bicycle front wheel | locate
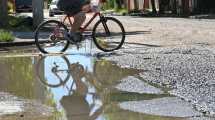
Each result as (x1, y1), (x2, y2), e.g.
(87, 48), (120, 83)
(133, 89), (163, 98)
(35, 20), (70, 54)
(92, 17), (125, 52)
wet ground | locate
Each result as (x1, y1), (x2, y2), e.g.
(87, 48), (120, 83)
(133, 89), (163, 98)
(0, 41), (214, 120)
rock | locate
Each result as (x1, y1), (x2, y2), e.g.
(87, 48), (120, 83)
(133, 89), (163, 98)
(119, 97), (202, 117)
(115, 76), (164, 94)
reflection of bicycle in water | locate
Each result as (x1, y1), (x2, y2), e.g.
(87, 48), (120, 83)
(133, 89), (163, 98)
(36, 55), (103, 120)
(36, 55), (71, 88)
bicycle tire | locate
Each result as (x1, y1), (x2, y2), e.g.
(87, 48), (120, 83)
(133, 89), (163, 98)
(92, 17), (125, 52)
(35, 20), (70, 54)
(36, 55), (71, 88)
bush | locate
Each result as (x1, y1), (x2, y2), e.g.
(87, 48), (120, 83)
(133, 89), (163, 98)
(0, 29), (15, 42)
(7, 15), (33, 31)
(8, 16), (23, 26)
(116, 8), (128, 15)
(102, 0), (115, 10)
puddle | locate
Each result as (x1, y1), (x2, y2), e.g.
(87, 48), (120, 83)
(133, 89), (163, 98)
(0, 39), (96, 56)
(0, 45), (200, 120)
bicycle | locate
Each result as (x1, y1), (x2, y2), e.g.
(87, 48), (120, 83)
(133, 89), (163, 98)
(34, 6), (125, 54)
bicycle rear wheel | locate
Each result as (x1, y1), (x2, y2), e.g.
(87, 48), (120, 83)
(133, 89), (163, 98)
(92, 17), (125, 52)
(35, 20), (70, 54)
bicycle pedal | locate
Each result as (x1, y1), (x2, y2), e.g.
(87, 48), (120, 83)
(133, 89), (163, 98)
(76, 43), (81, 50)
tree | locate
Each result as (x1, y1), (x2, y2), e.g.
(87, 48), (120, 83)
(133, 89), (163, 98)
(114, 0), (123, 10)
(159, 0), (170, 14)
(32, 0), (44, 28)
(0, 0), (8, 27)
(151, 0), (157, 14)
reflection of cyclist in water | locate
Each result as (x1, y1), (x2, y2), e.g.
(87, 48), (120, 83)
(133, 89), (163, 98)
(60, 62), (102, 120)
(36, 56), (103, 119)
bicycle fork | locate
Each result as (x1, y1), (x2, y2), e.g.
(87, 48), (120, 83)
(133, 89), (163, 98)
(100, 16), (111, 36)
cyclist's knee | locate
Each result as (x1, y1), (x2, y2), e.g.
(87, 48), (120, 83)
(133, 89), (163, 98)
(74, 12), (86, 22)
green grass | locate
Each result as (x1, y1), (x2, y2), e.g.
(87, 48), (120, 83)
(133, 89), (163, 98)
(116, 8), (128, 15)
(0, 29), (15, 42)
(102, 8), (128, 15)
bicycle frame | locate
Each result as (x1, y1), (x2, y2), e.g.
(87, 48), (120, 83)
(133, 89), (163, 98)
(62, 12), (102, 33)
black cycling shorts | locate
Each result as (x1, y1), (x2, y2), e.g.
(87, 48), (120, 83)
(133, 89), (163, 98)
(57, 0), (83, 15)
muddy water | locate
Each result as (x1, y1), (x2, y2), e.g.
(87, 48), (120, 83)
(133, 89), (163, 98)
(0, 49), (196, 120)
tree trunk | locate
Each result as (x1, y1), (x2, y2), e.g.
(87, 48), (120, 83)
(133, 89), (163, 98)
(172, 0), (177, 14)
(159, 0), (164, 14)
(0, 0), (8, 27)
(32, 0), (44, 28)
(151, 0), (157, 14)
(117, 0), (123, 9)
(195, 0), (202, 13)
(113, 0), (117, 10)
(182, 0), (190, 15)
(134, 0), (139, 10)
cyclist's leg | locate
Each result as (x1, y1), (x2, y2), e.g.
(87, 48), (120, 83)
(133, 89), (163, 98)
(69, 11), (86, 42)
(71, 11), (86, 32)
